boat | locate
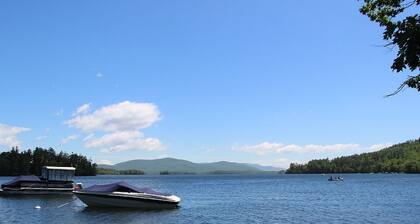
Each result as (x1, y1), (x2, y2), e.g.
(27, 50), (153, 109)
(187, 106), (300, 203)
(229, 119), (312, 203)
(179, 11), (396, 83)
(0, 166), (82, 195)
(328, 176), (344, 181)
(74, 181), (180, 209)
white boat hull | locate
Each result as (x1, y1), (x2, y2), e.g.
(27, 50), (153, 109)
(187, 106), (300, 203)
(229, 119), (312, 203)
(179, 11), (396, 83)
(75, 192), (179, 209)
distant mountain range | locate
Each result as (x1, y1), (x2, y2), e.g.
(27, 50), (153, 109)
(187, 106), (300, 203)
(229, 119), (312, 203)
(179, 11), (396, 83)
(98, 158), (283, 174)
(245, 163), (284, 172)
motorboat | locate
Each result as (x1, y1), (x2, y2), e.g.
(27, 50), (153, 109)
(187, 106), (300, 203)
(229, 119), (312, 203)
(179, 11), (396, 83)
(328, 176), (344, 181)
(0, 167), (82, 195)
(74, 181), (180, 209)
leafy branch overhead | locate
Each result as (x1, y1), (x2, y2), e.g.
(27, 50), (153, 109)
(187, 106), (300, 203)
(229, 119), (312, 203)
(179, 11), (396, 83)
(360, 0), (420, 94)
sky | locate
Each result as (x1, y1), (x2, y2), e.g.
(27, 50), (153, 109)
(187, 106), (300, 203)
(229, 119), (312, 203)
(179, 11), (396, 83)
(0, 0), (419, 168)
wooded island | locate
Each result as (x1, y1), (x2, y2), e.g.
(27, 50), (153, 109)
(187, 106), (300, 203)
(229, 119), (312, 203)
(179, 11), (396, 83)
(287, 139), (420, 174)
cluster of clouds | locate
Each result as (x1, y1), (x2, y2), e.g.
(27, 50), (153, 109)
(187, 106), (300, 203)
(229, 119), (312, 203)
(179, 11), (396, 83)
(61, 135), (78, 144)
(233, 142), (393, 156)
(0, 123), (30, 147)
(369, 143), (394, 151)
(66, 101), (163, 153)
(232, 141), (394, 168)
(0, 100), (396, 167)
(83, 130), (161, 152)
(0, 101), (162, 155)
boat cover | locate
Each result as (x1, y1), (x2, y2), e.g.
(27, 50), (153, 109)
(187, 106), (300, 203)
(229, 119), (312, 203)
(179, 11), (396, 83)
(81, 181), (171, 196)
(1, 175), (41, 188)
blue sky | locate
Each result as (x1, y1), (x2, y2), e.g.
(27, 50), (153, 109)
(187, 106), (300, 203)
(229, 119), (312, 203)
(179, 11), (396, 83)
(0, 0), (419, 167)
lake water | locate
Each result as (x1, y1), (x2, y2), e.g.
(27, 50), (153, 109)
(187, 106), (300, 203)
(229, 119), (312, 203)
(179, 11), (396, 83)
(0, 174), (420, 224)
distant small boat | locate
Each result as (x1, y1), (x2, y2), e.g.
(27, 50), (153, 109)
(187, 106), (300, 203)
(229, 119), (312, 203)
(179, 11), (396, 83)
(328, 176), (344, 181)
(74, 181), (180, 209)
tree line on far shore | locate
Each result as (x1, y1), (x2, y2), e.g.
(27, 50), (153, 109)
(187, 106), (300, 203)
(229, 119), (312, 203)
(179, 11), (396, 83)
(287, 139), (420, 174)
(0, 147), (97, 176)
(96, 168), (145, 175)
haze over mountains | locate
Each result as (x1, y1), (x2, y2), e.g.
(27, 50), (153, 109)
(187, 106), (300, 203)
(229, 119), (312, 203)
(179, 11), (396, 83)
(98, 158), (283, 174)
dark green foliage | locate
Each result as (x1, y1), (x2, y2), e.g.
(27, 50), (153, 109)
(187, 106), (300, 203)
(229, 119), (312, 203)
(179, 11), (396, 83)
(119, 169), (145, 175)
(286, 138), (420, 174)
(0, 147), (96, 176)
(96, 168), (144, 175)
(360, 0), (420, 94)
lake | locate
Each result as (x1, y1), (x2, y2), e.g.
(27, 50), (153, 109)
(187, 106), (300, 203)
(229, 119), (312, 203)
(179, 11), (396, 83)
(0, 174), (419, 224)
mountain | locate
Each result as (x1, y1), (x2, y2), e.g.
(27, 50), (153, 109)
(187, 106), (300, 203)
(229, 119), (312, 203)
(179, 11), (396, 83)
(287, 139), (420, 174)
(245, 163), (284, 171)
(98, 158), (263, 174)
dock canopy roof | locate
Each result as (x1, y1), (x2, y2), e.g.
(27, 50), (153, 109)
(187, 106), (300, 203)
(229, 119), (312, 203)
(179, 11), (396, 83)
(1, 175), (41, 188)
(43, 166), (76, 171)
(81, 181), (171, 196)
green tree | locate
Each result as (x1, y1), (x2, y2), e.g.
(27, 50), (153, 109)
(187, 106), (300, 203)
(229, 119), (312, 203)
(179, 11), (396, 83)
(0, 147), (97, 176)
(286, 139), (420, 173)
(360, 0), (420, 95)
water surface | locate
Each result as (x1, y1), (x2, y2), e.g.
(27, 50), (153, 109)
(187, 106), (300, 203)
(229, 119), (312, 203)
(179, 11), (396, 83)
(0, 174), (419, 224)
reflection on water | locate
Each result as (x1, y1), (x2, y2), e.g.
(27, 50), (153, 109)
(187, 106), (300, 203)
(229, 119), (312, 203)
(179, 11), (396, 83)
(1, 174), (420, 224)
(0, 194), (75, 209)
(77, 206), (180, 224)
(0, 194), (73, 200)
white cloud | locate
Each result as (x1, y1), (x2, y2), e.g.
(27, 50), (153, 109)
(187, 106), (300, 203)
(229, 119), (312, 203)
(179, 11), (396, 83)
(83, 133), (95, 141)
(66, 101), (160, 133)
(98, 160), (113, 165)
(233, 142), (284, 155)
(85, 130), (162, 153)
(62, 135), (78, 144)
(36, 135), (48, 141)
(369, 143), (393, 151)
(73, 103), (91, 116)
(96, 73), (103, 78)
(67, 101), (162, 153)
(233, 142), (362, 155)
(233, 141), (397, 168)
(252, 158), (305, 169)
(273, 158), (297, 168)
(0, 123), (30, 147)
(54, 109), (64, 117)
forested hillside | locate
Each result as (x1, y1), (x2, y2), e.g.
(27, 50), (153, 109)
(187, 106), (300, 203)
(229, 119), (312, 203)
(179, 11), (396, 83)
(287, 139), (420, 174)
(98, 158), (262, 174)
(0, 147), (96, 176)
